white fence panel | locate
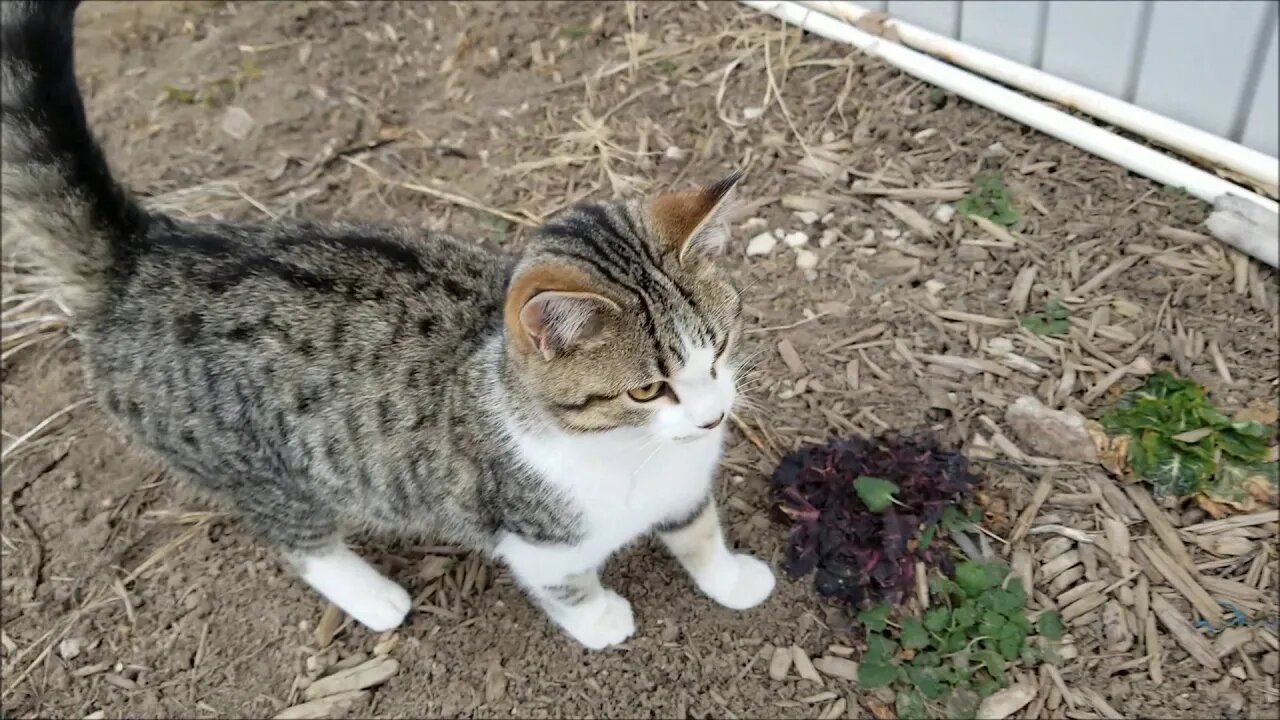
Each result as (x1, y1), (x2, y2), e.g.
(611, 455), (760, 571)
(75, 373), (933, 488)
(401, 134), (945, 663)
(960, 1), (1046, 68)
(1242, 14), (1280, 157)
(1133, 1), (1272, 140)
(1040, 1), (1149, 100)
(885, 1), (960, 37)
(859, 0), (1280, 156)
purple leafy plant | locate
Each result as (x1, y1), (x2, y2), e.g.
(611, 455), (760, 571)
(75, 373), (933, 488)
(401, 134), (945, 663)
(772, 434), (981, 609)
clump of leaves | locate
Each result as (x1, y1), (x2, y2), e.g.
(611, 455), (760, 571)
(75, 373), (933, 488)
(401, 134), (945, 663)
(772, 435), (981, 609)
(955, 174), (1019, 226)
(1018, 299), (1071, 336)
(857, 561), (1064, 720)
(1100, 371), (1278, 509)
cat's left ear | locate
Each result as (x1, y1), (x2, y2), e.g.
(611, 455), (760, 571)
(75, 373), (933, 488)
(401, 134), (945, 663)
(648, 170), (743, 264)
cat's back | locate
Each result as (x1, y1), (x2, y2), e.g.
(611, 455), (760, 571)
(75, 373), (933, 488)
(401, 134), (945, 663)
(79, 217), (511, 477)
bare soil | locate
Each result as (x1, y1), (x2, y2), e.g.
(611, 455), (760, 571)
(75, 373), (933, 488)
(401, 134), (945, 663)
(2, 2), (1277, 718)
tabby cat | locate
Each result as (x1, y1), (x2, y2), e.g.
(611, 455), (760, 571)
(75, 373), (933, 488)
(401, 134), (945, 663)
(0, 1), (774, 649)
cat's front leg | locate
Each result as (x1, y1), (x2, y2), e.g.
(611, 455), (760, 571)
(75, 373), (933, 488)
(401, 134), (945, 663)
(497, 536), (635, 650)
(658, 499), (775, 610)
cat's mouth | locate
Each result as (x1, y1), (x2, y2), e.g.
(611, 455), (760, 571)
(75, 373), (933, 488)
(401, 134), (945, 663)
(672, 431), (711, 444)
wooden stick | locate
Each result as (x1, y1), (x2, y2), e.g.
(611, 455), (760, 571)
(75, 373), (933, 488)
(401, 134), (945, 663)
(1150, 593), (1221, 669)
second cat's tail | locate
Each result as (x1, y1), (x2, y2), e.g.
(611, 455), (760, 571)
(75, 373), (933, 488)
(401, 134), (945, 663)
(1, 0), (149, 314)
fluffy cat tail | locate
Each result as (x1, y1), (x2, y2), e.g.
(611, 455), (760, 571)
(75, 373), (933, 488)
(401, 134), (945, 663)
(1, 0), (149, 313)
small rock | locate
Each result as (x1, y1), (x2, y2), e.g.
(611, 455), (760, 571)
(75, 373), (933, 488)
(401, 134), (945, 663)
(220, 106), (255, 141)
(768, 645), (792, 680)
(812, 656), (858, 681)
(663, 145), (685, 161)
(746, 233), (776, 256)
(933, 204), (956, 223)
(1229, 665), (1247, 680)
(924, 279), (946, 295)
(1005, 395), (1098, 462)
(783, 231), (809, 248)
(821, 212), (835, 225)
(58, 638), (83, 661)
(62, 473), (80, 490)
(881, 227), (901, 239)
(794, 211), (820, 225)
(795, 250), (818, 270)
(741, 217), (768, 233)
(818, 229), (838, 248)
(983, 141), (1011, 163)
(1261, 652), (1279, 675)
(957, 245), (991, 262)
(743, 106), (764, 120)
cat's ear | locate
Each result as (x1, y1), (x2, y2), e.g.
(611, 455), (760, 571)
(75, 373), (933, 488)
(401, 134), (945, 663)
(505, 264), (619, 360)
(648, 170), (743, 264)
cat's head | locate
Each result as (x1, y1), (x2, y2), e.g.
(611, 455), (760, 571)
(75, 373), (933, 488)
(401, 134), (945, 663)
(503, 172), (745, 442)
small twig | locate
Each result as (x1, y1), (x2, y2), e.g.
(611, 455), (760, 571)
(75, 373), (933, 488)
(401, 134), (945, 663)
(745, 311), (830, 335)
(343, 156), (535, 228)
(1, 398), (91, 462)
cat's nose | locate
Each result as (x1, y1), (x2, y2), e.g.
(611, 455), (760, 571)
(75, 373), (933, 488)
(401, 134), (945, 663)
(699, 413), (725, 430)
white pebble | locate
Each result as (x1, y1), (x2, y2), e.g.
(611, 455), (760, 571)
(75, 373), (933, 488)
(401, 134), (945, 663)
(773, 228), (786, 239)
(821, 212), (835, 225)
(912, 128), (938, 144)
(743, 106), (764, 120)
(59, 638), (83, 661)
(924, 280), (946, 295)
(819, 229), (839, 248)
(741, 217), (768, 233)
(793, 210), (820, 225)
(746, 232), (777, 256)
(795, 249), (818, 269)
(663, 145), (685, 161)
(933, 203), (956, 223)
(882, 227), (901, 239)
(783, 231), (809, 248)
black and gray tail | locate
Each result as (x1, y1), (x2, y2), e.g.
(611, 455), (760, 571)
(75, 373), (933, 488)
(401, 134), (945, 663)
(1, 0), (148, 313)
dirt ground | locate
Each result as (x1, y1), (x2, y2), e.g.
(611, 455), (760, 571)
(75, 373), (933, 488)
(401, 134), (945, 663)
(2, 1), (1278, 718)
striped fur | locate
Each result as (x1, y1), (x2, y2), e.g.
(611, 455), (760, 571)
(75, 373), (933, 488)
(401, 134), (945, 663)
(0, 1), (772, 645)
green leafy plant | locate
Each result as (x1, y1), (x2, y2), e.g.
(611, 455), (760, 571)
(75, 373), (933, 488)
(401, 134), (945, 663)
(853, 475), (902, 512)
(1100, 371), (1278, 505)
(1018, 299), (1071, 336)
(955, 174), (1019, 226)
(855, 561), (1063, 720)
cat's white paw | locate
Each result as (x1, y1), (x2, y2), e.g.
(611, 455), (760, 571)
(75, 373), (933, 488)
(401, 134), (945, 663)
(294, 545), (412, 632)
(699, 553), (776, 610)
(558, 590), (636, 650)
(341, 575), (412, 632)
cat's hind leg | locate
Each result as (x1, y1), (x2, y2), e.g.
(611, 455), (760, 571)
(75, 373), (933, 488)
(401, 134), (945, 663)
(497, 536), (634, 650)
(238, 488), (411, 632)
(657, 499), (775, 610)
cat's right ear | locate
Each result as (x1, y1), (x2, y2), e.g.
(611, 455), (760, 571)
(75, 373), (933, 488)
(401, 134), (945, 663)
(504, 264), (619, 360)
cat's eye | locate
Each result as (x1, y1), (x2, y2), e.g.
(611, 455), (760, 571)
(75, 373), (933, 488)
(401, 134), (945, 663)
(627, 382), (667, 402)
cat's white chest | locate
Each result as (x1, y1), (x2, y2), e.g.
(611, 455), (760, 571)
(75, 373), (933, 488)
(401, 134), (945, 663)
(510, 425), (722, 561)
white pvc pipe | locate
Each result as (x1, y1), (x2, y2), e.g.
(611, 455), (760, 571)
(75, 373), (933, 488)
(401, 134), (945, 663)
(797, 0), (1280, 196)
(740, 0), (1280, 268)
